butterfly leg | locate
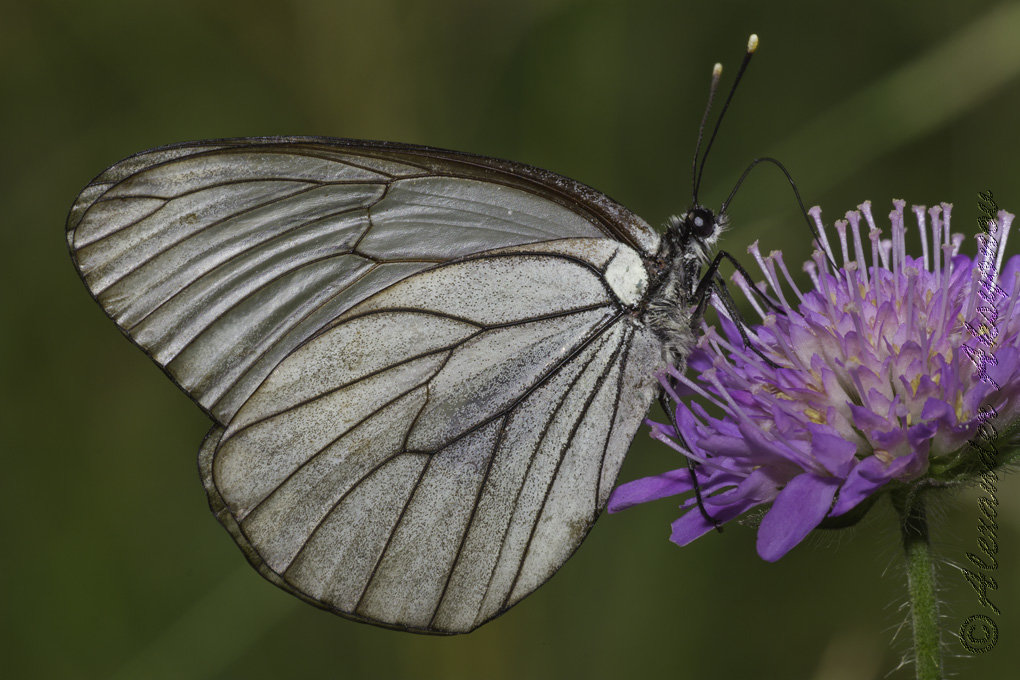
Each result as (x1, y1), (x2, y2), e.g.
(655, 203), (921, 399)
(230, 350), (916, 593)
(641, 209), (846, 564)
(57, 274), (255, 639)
(670, 249), (783, 531)
(658, 388), (723, 532)
(708, 250), (784, 316)
(690, 250), (782, 369)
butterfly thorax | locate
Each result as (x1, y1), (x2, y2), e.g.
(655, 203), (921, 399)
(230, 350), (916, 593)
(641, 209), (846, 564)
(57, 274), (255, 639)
(643, 205), (727, 369)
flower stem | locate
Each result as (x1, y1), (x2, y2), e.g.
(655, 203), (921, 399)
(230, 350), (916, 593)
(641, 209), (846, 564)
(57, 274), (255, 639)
(893, 488), (942, 680)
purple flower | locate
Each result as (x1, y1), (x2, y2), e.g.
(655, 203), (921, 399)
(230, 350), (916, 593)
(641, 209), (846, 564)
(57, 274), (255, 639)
(610, 200), (1020, 561)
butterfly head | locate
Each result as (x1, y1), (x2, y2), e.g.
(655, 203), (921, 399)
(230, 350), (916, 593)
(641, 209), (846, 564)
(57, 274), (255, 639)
(665, 205), (728, 266)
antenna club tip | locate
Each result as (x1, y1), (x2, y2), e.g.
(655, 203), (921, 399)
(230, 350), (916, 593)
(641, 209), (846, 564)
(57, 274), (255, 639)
(747, 34), (759, 53)
(712, 62), (723, 77)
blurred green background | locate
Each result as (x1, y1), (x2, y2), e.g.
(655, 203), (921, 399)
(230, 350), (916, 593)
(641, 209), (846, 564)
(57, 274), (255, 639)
(4, 1), (1020, 678)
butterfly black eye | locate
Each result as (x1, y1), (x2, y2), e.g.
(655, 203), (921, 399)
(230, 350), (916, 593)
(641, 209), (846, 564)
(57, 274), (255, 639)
(687, 207), (717, 239)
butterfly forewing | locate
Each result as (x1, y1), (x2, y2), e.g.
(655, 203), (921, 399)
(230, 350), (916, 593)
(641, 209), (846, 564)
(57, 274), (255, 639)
(66, 137), (660, 424)
(69, 137), (664, 634)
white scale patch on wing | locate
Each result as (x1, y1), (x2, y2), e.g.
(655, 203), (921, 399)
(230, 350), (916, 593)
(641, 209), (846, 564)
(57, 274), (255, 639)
(493, 238), (650, 308)
(603, 246), (649, 307)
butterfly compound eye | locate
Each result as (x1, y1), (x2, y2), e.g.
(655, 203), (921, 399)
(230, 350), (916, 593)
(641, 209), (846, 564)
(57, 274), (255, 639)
(687, 207), (717, 239)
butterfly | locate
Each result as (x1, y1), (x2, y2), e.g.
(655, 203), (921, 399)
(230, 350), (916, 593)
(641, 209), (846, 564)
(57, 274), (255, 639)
(67, 37), (771, 634)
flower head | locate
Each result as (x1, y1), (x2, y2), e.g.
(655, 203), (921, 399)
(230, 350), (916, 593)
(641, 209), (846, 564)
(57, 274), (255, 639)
(610, 200), (1020, 561)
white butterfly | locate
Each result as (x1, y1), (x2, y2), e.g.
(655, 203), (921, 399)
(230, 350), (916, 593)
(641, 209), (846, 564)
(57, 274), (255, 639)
(67, 39), (764, 635)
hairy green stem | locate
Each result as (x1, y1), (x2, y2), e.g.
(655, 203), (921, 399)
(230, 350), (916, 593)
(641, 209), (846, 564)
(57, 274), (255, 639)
(893, 489), (943, 680)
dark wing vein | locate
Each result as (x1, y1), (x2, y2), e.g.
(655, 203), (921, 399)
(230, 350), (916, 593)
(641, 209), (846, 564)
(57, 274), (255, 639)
(352, 182), (389, 251)
(353, 453), (437, 615)
(126, 202), (375, 332)
(427, 412), (510, 627)
(78, 179), (324, 256)
(595, 326), (632, 507)
(91, 182), (331, 292)
(235, 349), (456, 523)
(222, 316), (481, 441)
(477, 330), (613, 613)
(265, 379), (433, 575)
(410, 307), (624, 455)
(148, 251), (371, 366)
(501, 333), (624, 609)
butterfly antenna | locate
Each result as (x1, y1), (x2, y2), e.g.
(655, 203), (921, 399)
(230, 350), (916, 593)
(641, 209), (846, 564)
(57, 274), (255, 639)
(691, 62), (723, 204)
(721, 156), (839, 271)
(693, 34), (758, 202)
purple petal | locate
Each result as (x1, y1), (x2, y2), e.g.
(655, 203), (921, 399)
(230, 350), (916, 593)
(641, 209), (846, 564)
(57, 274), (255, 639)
(736, 420), (809, 469)
(692, 468), (748, 495)
(686, 350), (716, 374)
(847, 403), (890, 432)
(869, 426), (908, 452)
(1000, 254), (1020, 285)
(669, 467), (787, 546)
(829, 457), (890, 517)
(669, 496), (763, 546)
(987, 345), (1020, 387)
(906, 421), (938, 450)
(695, 433), (758, 461)
(608, 469), (694, 512)
(706, 466), (787, 508)
(807, 423), (857, 477)
(919, 397), (951, 422)
(886, 448), (929, 480)
(829, 449), (929, 517)
(756, 474), (841, 562)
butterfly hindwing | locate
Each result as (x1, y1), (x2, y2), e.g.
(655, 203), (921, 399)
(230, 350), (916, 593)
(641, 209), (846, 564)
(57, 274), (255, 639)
(200, 241), (661, 633)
